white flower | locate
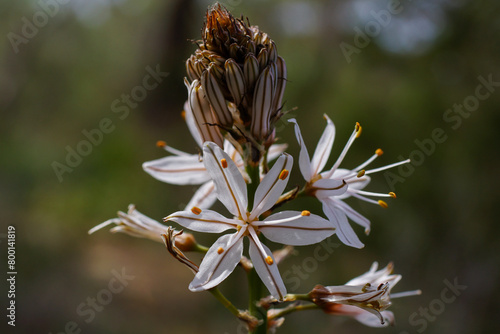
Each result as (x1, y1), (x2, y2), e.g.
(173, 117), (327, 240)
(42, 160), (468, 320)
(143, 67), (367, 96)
(165, 142), (336, 300)
(88, 204), (169, 242)
(143, 100), (286, 210)
(290, 115), (410, 249)
(309, 262), (421, 327)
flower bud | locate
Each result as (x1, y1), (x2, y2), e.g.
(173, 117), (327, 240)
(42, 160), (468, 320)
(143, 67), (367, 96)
(185, 3), (288, 162)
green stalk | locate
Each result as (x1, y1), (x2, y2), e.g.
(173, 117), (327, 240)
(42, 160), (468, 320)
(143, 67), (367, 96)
(268, 303), (319, 320)
(209, 287), (240, 318)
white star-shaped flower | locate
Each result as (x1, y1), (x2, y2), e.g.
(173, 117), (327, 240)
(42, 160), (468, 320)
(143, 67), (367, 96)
(165, 142), (336, 300)
(290, 116), (410, 248)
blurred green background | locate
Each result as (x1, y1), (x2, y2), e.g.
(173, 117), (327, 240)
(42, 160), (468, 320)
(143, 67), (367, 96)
(2, 0), (499, 333)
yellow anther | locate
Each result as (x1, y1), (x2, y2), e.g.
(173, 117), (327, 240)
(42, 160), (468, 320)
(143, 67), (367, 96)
(376, 148), (384, 156)
(181, 110), (186, 120)
(357, 170), (366, 178)
(279, 169), (289, 180)
(301, 210), (311, 216)
(156, 140), (167, 148)
(220, 158), (228, 168)
(378, 200), (388, 209)
(191, 207), (202, 215)
(389, 192), (396, 198)
(236, 225), (242, 231)
(355, 122), (362, 138)
(265, 256), (274, 265)
(217, 247), (224, 254)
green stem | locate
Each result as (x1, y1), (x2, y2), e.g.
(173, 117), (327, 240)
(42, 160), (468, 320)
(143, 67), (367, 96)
(193, 243), (209, 253)
(268, 303), (319, 320)
(248, 268), (267, 334)
(246, 163), (260, 210)
(209, 287), (240, 318)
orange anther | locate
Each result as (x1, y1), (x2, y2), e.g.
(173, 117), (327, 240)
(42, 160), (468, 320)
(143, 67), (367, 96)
(378, 200), (388, 209)
(191, 207), (202, 215)
(279, 169), (289, 180)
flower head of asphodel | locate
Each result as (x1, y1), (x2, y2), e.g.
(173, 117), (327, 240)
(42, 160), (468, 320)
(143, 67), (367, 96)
(185, 3), (287, 164)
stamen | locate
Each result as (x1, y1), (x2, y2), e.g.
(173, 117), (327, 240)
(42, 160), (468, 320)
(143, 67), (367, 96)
(365, 159), (411, 175)
(323, 124), (359, 178)
(391, 289), (422, 299)
(217, 247), (224, 254)
(355, 190), (394, 198)
(378, 200), (388, 209)
(181, 110), (186, 120)
(350, 192), (381, 206)
(265, 256), (274, 265)
(191, 207), (202, 215)
(279, 169), (289, 180)
(376, 148), (384, 156)
(301, 210), (311, 216)
(357, 170), (365, 178)
(389, 192), (396, 198)
(220, 158), (228, 168)
(156, 140), (167, 148)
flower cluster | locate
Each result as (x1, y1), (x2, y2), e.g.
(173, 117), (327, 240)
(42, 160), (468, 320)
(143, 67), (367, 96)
(89, 3), (419, 333)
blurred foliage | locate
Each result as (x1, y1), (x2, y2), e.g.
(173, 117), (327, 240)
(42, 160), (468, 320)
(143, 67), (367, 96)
(1, 0), (499, 333)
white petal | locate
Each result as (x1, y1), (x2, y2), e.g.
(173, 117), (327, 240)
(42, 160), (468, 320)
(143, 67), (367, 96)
(310, 115), (336, 176)
(353, 309), (394, 327)
(184, 181), (218, 210)
(182, 99), (203, 148)
(223, 140), (243, 168)
(321, 198), (364, 249)
(256, 211), (336, 246)
(328, 168), (371, 200)
(126, 205), (166, 231)
(248, 230), (287, 300)
(203, 142), (248, 218)
(334, 200), (371, 234)
(142, 154), (210, 185)
(313, 178), (348, 199)
(267, 143), (288, 161)
(289, 119), (313, 181)
(250, 153), (293, 220)
(166, 209), (238, 233)
(189, 232), (244, 291)
(88, 218), (120, 235)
